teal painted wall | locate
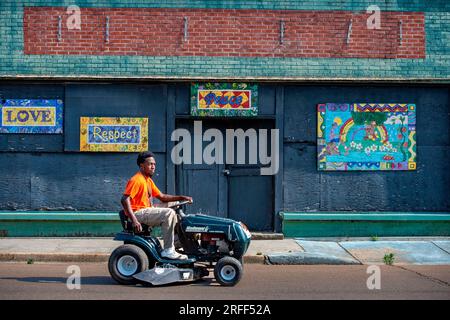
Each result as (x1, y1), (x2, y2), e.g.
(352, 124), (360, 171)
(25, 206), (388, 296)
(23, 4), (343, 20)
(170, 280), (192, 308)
(0, 212), (162, 237)
(281, 212), (450, 237)
(0, 0), (449, 80)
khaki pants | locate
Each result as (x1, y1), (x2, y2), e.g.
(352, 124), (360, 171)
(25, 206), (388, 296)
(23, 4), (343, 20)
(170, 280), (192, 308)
(134, 207), (177, 250)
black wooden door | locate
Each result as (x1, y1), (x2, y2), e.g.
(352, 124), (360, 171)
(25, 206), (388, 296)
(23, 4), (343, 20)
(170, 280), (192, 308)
(177, 163), (227, 217)
(175, 119), (274, 231)
(226, 165), (273, 231)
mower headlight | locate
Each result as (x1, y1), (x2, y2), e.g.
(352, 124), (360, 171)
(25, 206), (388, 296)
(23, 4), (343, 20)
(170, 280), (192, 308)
(239, 222), (252, 238)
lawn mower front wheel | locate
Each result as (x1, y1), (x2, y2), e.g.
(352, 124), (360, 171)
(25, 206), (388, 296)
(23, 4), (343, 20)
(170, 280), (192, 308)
(214, 256), (243, 286)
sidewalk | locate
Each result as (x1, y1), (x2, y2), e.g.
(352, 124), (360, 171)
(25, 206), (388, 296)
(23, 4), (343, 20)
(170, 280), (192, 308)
(0, 236), (450, 265)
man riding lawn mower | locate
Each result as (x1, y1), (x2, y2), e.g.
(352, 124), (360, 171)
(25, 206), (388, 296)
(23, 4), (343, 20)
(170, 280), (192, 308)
(108, 152), (251, 286)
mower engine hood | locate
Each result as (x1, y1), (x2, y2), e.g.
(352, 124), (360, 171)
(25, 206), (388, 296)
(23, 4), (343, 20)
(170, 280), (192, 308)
(181, 214), (252, 256)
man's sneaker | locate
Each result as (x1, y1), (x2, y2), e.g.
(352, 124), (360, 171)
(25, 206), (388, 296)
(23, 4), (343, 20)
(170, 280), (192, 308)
(161, 248), (188, 260)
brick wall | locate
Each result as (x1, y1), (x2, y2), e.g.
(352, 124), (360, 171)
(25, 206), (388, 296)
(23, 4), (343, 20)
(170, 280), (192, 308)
(24, 7), (425, 59)
(0, 1), (448, 80)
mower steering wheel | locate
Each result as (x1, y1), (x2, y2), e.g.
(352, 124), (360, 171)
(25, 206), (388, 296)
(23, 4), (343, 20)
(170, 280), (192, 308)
(168, 200), (192, 209)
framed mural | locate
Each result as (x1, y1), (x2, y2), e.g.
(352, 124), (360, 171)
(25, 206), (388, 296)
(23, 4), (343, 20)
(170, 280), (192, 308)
(0, 99), (63, 134)
(80, 117), (148, 152)
(190, 83), (258, 117)
(317, 103), (416, 171)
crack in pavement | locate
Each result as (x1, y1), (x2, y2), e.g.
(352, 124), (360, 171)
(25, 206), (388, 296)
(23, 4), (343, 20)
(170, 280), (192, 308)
(430, 241), (450, 255)
(394, 265), (450, 288)
(337, 242), (363, 264)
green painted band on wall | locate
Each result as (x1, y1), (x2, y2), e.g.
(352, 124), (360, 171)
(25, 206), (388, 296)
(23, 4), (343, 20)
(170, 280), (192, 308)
(280, 212), (450, 237)
(0, 212), (161, 237)
(280, 212), (450, 221)
(2, 211), (450, 237)
(0, 212), (120, 221)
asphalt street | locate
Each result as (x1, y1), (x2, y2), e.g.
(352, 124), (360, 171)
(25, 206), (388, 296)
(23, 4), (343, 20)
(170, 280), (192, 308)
(0, 262), (449, 300)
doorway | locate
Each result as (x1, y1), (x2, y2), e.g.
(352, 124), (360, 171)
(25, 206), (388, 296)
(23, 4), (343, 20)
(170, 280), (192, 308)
(175, 119), (274, 231)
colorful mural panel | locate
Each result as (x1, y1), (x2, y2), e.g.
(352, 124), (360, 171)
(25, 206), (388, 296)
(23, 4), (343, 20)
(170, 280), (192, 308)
(317, 103), (416, 171)
(80, 117), (148, 152)
(0, 99), (63, 134)
(191, 83), (258, 117)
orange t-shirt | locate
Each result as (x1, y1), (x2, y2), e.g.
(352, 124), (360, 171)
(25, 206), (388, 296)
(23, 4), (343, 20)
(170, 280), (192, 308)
(123, 172), (161, 211)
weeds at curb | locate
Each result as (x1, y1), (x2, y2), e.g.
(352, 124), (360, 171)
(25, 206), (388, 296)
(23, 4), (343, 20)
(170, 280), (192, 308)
(383, 253), (395, 265)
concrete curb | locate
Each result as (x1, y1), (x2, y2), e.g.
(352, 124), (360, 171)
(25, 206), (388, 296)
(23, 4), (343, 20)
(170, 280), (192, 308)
(243, 255), (266, 264)
(0, 253), (267, 264)
(251, 233), (284, 240)
(267, 252), (362, 265)
(0, 253), (109, 263)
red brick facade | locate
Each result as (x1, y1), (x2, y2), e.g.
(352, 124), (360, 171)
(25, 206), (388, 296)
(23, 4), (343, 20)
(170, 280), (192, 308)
(24, 7), (425, 59)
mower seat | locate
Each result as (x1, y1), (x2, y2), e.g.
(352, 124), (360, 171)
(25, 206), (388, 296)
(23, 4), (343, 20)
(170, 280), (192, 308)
(119, 210), (152, 236)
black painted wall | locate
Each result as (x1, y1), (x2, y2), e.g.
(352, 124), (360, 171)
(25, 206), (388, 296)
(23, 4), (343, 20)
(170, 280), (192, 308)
(0, 82), (448, 215)
(0, 82), (167, 211)
(0, 152), (166, 211)
(283, 85), (450, 212)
